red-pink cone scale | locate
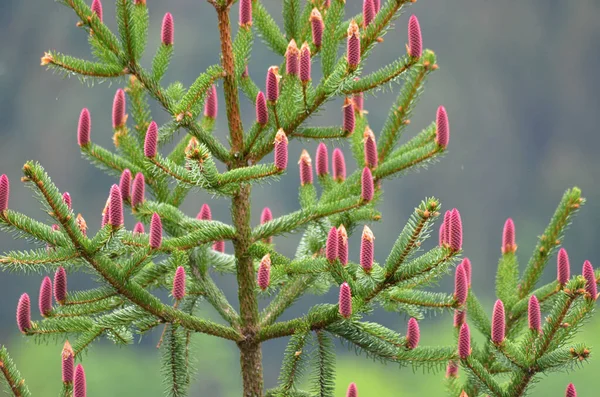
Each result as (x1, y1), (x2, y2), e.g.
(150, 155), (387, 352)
(502, 218), (516, 254)
(436, 106), (449, 148)
(172, 266), (186, 300)
(310, 9), (324, 47)
(131, 173), (145, 207)
(326, 227), (339, 263)
(257, 254), (271, 291)
(62, 192), (72, 210)
(0, 174), (9, 211)
(144, 121), (158, 158)
(439, 222), (446, 246)
(454, 263), (468, 305)
(119, 169), (132, 202)
(360, 226), (374, 273)
(363, 0), (375, 28)
(582, 260), (597, 300)
(91, 0), (103, 22)
(449, 208), (463, 251)
(62, 340), (74, 384)
(54, 266), (67, 304)
(374, 0), (381, 12)
(197, 203), (212, 220)
(332, 148), (346, 182)
(133, 222), (145, 234)
(204, 85), (218, 119)
(363, 126), (378, 169)
(101, 199), (110, 228)
(565, 383), (577, 397)
(339, 282), (352, 318)
(338, 225), (349, 266)
(458, 323), (471, 359)
(361, 167), (374, 202)
(149, 213), (162, 249)
(39, 276), (52, 317)
(346, 382), (358, 397)
(16, 293), (31, 333)
(557, 248), (570, 285)
(299, 150), (313, 186)
(73, 364), (86, 397)
(343, 97), (356, 135)
(266, 66), (281, 102)
(109, 185), (123, 227)
(239, 0), (252, 27)
(213, 240), (225, 253)
(256, 92), (268, 125)
(112, 89), (126, 129)
(491, 299), (505, 344)
(528, 295), (541, 332)
(286, 40), (300, 76)
(300, 43), (311, 83)
(443, 210), (451, 245)
(316, 143), (329, 176)
(407, 15), (422, 58)
(274, 129), (289, 170)
(347, 21), (361, 68)
(77, 108), (91, 146)
(161, 13), (174, 46)
(406, 318), (420, 349)
(461, 257), (472, 286)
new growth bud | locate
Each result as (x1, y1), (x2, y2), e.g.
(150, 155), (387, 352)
(446, 360), (459, 378)
(557, 248), (570, 285)
(299, 150), (313, 186)
(326, 227), (339, 263)
(197, 203), (212, 220)
(0, 174), (9, 211)
(343, 97), (356, 135)
(346, 383), (358, 397)
(582, 260), (597, 300)
(458, 323), (471, 359)
(133, 222), (145, 234)
(491, 299), (505, 344)
(39, 276), (52, 317)
(332, 148), (346, 182)
(213, 240), (225, 253)
(449, 208), (463, 251)
(62, 192), (72, 210)
(239, 0), (252, 27)
(144, 121), (158, 158)
(62, 340), (74, 384)
(149, 213), (162, 249)
(360, 226), (374, 273)
(502, 218), (516, 254)
(119, 169), (132, 202)
(256, 92), (268, 125)
(172, 266), (186, 300)
(274, 129), (289, 170)
(16, 293), (31, 333)
(566, 384), (577, 397)
(339, 282), (352, 318)
(112, 89), (126, 129)
(436, 106), (449, 148)
(286, 39), (300, 76)
(204, 85), (218, 119)
(54, 266), (67, 304)
(363, 126), (378, 169)
(310, 9), (324, 47)
(91, 0), (103, 22)
(161, 13), (174, 46)
(131, 173), (145, 207)
(257, 254), (271, 291)
(109, 185), (123, 227)
(528, 295), (541, 332)
(77, 108), (91, 146)
(300, 43), (311, 83)
(347, 21), (361, 69)
(73, 364), (86, 397)
(406, 318), (420, 349)
(361, 167), (374, 202)
(261, 207), (273, 243)
(316, 143), (329, 176)
(454, 263), (468, 306)
(266, 66), (281, 102)
(338, 225), (349, 266)
(363, 0), (375, 28)
(407, 15), (423, 58)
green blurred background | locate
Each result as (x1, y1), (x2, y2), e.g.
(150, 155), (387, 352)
(1, 0), (599, 395)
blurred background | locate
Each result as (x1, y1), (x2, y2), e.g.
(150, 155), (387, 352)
(1, 0), (599, 395)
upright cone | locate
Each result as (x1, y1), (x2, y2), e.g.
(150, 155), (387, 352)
(257, 254), (271, 291)
(39, 276), (52, 317)
(112, 89), (126, 129)
(316, 143), (329, 176)
(407, 15), (423, 58)
(332, 148), (346, 182)
(77, 108), (91, 147)
(274, 129), (289, 170)
(161, 13), (174, 46)
(339, 282), (352, 318)
(360, 226), (374, 273)
(326, 227), (339, 263)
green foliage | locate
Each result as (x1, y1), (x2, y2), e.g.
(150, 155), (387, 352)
(0, 346), (31, 397)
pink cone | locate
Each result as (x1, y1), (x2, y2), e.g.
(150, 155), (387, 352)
(16, 293), (31, 333)
(458, 323), (471, 359)
(172, 266), (186, 300)
(332, 148), (346, 182)
(363, 126), (378, 169)
(363, 0), (375, 28)
(149, 213), (162, 249)
(213, 240), (225, 253)
(347, 21), (361, 68)
(54, 266), (67, 304)
(300, 43), (311, 83)
(491, 299), (505, 344)
(274, 129), (288, 170)
(62, 341), (74, 384)
(239, 0), (252, 26)
(310, 9), (324, 47)
(133, 222), (145, 234)
(261, 207), (273, 244)
(582, 260), (597, 300)
(197, 203), (212, 220)
(361, 167), (374, 202)
(557, 248), (570, 285)
(360, 226), (374, 273)
(326, 227), (339, 263)
(109, 184), (123, 227)
(436, 106), (449, 148)
(528, 295), (541, 332)
(566, 383), (577, 397)
(449, 208), (463, 251)
(62, 192), (72, 210)
(338, 225), (349, 266)
(101, 199), (110, 228)
(461, 258), (472, 287)
(131, 173), (145, 207)
(339, 282), (352, 318)
(346, 382), (358, 397)
(315, 143), (329, 176)
(91, 0), (103, 22)
(343, 97), (355, 135)
(443, 210), (451, 245)
(39, 276), (53, 317)
(438, 222), (446, 247)
(161, 13), (174, 46)
(256, 92), (268, 125)
(374, 0), (381, 12)
(299, 150), (313, 186)
(77, 108), (91, 147)
(257, 254), (271, 291)
(119, 169), (132, 202)
(406, 318), (420, 349)
(454, 263), (468, 305)
(112, 89), (126, 129)
(446, 360), (459, 378)
(144, 121), (158, 158)
(204, 85), (218, 119)
(73, 364), (86, 397)
(0, 174), (9, 211)
(407, 15), (422, 58)
(286, 40), (300, 76)
(502, 218), (516, 254)
(266, 66), (280, 102)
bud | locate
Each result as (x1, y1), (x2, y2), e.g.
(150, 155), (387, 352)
(407, 15), (423, 58)
(0, 174), (9, 211)
(172, 266), (186, 300)
(361, 167), (374, 202)
(299, 150), (313, 186)
(39, 276), (53, 317)
(77, 108), (91, 147)
(338, 225), (349, 266)
(144, 121), (158, 158)
(566, 383), (577, 397)
(332, 148), (346, 182)
(454, 263), (468, 305)
(274, 129), (289, 170)
(73, 364), (86, 397)
(310, 9), (324, 47)
(315, 143), (329, 176)
(149, 213), (162, 249)
(363, 0), (375, 28)
(461, 258), (472, 286)
(363, 126), (378, 169)
(261, 207), (273, 244)
(347, 21), (361, 69)
(285, 39), (300, 76)
(435, 106), (449, 148)
(346, 383), (358, 397)
(197, 203), (212, 220)
(131, 173), (145, 207)
(133, 222), (145, 234)
(528, 295), (541, 333)
(204, 85), (218, 119)
(16, 293), (31, 333)
(257, 254), (271, 291)
(338, 282), (352, 318)
(76, 213), (87, 236)
(213, 240), (225, 253)
(266, 66), (281, 102)
(360, 226), (374, 273)
(109, 184), (123, 227)
(119, 169), (132, 202)
(458, 323), (471, 359)
(445, 360), (459, 378)
(161, 13), (174, 46)
(256, 92), (268, 125)
(491, 299), (505, 344)
(582, 260), (597, 300)
(326, 227), (339, 263)
(557, 248), (570, 285)
(443, 210), (452, 245)
(62, 340), (74, 384)
(342, 97), (356, 135)
(449, 208), (463, 251)
(454, 309), (466, 328)
(62, 192), (72, 210)
(406, 318), (420, 349)
(300, 43), (311, 83)
(112, 89), (126, 129)
(91, 0), (103, 22)
(54, 266), (67, 304)
(502, 218), (516, 254)
(239, 0), (252, 27)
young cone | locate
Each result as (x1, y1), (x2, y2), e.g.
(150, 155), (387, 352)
(343, 97), (356, 135)
(338, 225), (349, 266)
(449, 208), (463, 251)
(347, 20), (361, 69)
(363, 0), (375, 28)
(109, 185), (123, 227)
(62, 192), (72, 210)
(310, 9), (324, 47)
(339, 282), (352, 319)
(299, 150), (313, 186)
(257, 254), (271, 291)
(332, 148), (346, 182)
(316, 143), (329, 176)
(39, 276), (52, 317)
(91, 0), (103, 22)
(454, 263), (468, 306)
(285, 39), (300, 76)
(407, 15), (423, 58)
(502, 218), (516, 254)
(16, 293), (31, 333)
(438, 222), (446, 246)
(582, 260), (597, 300)
(161, 13), (174, 46)
(119, 169), (132, 202)
(77, 108), (91, 147)
(374, 0), (381, 12)
(0, 174), (9, 211)
(458, 323), (471, 359)
(131, 173), (145, 207)
(274, 129), (289, 170)
(565, 384), (577, 397)
(256, 92), (268, 125)
(443, 210), (452, 245)
(446, 360), (459, 378)
(361, 167), (374, 202)
(213, 240), (225, 253)
(300, 43), (311, 83)
(346, 383), (358, 397)
(204, 85), (218, 119)
(54, 266), (67, 304)
(144, 121), (158, 158)
(360, 226), (374, 273)
(491, 299), (506, 344)
(149, 213), (162, 249)
(197, 203), (212, 220)
(112, 89), (126, 129)
(363, 126), (378, 169)
(528, 295), (541, 332)
(557, 248), (570, 285)
(436, 106), (450, 148)
(62, 340), (74, 384)
(326, 227), (339, 263)
(406, 318), (420, 349)
(133, 222), (145, 234)
(239, 0), (252, 27)
(172, 266), (186, 300)
(261, 207), (273, 243)
(101, 199), (110, 228)
(266, 66), (281, 102)
(461, 257), (472, 286)
(73, 364), (86, 397)
(76, 213), (87, 236)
